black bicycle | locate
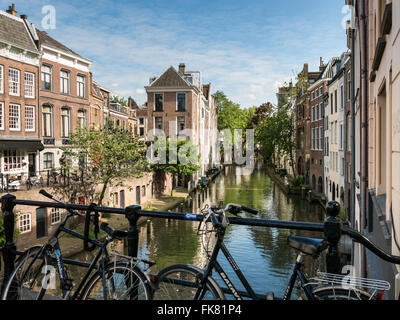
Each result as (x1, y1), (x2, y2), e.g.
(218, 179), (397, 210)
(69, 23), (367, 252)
(1, 190), (153, 300)
(152, 203), (391, 300)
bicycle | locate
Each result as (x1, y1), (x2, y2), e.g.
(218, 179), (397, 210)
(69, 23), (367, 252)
(152, 202), (391, 300)
(1, 190), (153, 300)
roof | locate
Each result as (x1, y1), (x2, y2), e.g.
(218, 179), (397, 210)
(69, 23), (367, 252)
(0, 11), (38, 53)
(149, 66), (191, 88)
(36, 29), (83, 58)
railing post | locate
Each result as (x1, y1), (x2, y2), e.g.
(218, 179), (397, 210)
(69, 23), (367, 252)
(324, 201), (342, 274)
(1, 194), (17, 288)
(125, 205), (141, 258)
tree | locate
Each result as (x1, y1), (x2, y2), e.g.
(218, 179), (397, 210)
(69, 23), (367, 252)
(150, 138), (200, 196)
(110, 95), (128, 107)
(58, 125), (148, 206)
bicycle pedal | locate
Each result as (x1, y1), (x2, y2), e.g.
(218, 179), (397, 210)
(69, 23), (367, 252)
(265, 292), (275, 300)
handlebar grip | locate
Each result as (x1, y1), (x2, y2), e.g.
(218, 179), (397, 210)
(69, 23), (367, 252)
(241, 206), (258, 215)
(39, 189), (54, 200)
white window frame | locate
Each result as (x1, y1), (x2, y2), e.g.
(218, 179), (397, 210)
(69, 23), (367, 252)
(24, 72), (35, 98)
(19, 213), (32, 234)
(154, 116), (163, 131)
(9, 103), (21, 131)
(177, 116), (186, 135)
(9, 68), (20, 96)
(25, 105), (35, 132)
(60, 70), (70, 94)
(77, 75), (85, 98)
(50, 208), (63, 225)
(61, 107), (71, 138)
(0, 102), (4, 130)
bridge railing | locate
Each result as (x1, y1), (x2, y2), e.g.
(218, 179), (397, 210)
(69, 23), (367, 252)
(1, 193), (400, 293)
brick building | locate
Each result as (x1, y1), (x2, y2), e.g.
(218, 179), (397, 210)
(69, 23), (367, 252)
(0, 7), (43, 184)
(144, 63), (218, 187)
(294, 63), (320, 183)
(36, 29), (92, 172)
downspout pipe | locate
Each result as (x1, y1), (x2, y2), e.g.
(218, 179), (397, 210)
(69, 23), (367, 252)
(360, 0), (368, 277)
(350, 26), (356, 263)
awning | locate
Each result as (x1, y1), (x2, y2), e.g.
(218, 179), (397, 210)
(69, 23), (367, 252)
(0, 140), (45, 152)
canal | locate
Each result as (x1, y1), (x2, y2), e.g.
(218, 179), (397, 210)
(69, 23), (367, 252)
(71, 165), (326, 299)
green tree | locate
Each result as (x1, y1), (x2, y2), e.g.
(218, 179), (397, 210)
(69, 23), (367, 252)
(110, 95), (128, 107)
(58, 125), (148, 205)
(150, 138), (200, 196)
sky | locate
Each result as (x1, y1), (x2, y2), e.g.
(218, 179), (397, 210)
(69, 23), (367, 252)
(3, 0), (349, 108)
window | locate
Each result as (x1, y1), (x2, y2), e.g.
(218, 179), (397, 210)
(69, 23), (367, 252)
(42, 105), (53, 137)
(50, 208), (62, 225)
(320, 103), (324, 119)
(348, 71), (351, 101)
(9, 68), (20, 96)
(42, 65), (52, 90)
(0, 65), (3, 93)
(9, 103), (20, 131)
(60, 70), (70, 94)
(155, 94), (163, 112)
(24, 72), (35, 98)
(340, 85), (344, 109)
(330, 94), (333, 114)
(311, 107), (314, 122)
(61, 108), (70, 137)
(320, 87), (323, 96)
(316, 105), (319, 120)
(316, 127), (319, 150)
(177, 116), (185, 133)
(155, 117), (163, 130)
(335, 90), (338, 113)
(19, 213), (31, 234)
(311, 128), (315, 150)
(340, 124), (343, 149)
(0, 102), (3, 130)
(77, 75), (85, 97)
(3, 150), (23, 172)
(44, 152), (54, 169)
(177, 93), (186, 111)
(320, 127), (324, 151)
(77, 109), (86, 128)
(25, 106), (35, 131)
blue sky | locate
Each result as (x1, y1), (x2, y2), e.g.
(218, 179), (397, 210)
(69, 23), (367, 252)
(4, 0), (348, 108)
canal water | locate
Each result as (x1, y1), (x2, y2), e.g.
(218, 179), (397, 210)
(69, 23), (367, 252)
(70, 164), (326, 299)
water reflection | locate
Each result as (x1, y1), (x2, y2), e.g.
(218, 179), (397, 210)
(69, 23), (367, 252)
(70, 165), (325, 299)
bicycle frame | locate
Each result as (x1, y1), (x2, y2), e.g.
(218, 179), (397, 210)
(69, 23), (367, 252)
(41, 211), (111, 300)
(197, 216), (317, 300)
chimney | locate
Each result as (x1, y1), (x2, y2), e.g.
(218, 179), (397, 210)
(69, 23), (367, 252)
(20, 14), (27, 20)
(319, 57), (325, 72)
(179, 63), (186, 75)
(6, 4), (18, 16)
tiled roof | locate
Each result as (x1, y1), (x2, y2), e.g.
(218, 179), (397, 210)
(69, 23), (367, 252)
(0, 11), (38, 53)
(150, 66), (191, 88)
(36, 29), (82, 58)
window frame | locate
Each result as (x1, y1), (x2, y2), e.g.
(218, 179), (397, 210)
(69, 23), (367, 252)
(44, 152), (54, 170)
(177, 93), (186, 112)
(61, 107), (71, 138)
(24, 72), (35, 98)
(25, 105), (35, 132)
(19, 213), (32, 234)
(8, 68), (20, 96)
(154, 93), (164, 112)
(77, 74), (86, 98)
(0, 101), (4, 130)
(9, 103), (21, 131)
(60, 69), (70, 94)
(0, 65), (4, 94)
(41, 64), (52, 91)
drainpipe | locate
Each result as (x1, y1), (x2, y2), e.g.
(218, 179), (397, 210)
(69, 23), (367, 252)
(360, 0), (368, 277)
(350, 25), (356, 260)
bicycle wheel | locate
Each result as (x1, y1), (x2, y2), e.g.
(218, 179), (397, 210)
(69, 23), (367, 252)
(80, 262), (151, 300)
(153, 264), (225, 300)
(312, 286), (375, 300)
(2, 246), (51, 300)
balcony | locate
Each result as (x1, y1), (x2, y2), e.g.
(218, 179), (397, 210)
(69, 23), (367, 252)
(109, 103), (129, 116)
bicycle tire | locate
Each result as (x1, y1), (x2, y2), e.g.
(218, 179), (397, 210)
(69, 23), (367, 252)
(153, 264), (225, 300)
(2, 246), (50, 300)
(311, 286), (375, 300)
(80, 261), (151, 300)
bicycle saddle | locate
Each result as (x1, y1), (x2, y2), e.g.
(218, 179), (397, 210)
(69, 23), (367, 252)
(287, 236), (329, 257)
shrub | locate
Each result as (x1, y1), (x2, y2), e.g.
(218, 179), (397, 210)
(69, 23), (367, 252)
(290, 176), (305, 188)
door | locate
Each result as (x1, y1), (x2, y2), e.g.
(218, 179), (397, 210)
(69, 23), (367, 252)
(120, 190), (125, 208)
(136, 186), (141, 205)
(36, 207), (46, 239)
(28, 153), (36, 177)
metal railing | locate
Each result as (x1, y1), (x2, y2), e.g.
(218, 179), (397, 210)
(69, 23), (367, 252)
(0, 169), (85, 193)
(1, 194), (400, 297)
